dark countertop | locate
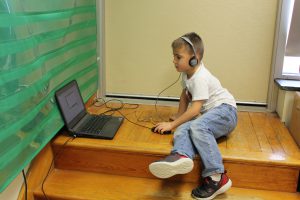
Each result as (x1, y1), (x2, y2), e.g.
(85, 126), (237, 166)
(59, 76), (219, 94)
(275, 79), (300, 91)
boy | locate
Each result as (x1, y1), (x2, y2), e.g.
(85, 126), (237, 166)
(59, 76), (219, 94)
(149, 32), (237, 200)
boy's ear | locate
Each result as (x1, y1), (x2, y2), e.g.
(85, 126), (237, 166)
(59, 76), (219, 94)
(189, 56), (198, 67)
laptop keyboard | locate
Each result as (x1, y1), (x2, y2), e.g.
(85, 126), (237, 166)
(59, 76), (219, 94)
(80, 115), (112, 134)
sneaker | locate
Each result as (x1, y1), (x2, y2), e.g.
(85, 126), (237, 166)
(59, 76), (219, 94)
(149, 153), (194, 179)
(191, 172), (232, 200)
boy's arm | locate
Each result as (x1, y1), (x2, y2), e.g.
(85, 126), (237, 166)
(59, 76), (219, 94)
(155, 100), (203, 133)
(170, 89), (189, 121)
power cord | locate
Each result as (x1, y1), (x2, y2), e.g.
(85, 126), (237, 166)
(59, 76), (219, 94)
(93, 98), (152, 130)
(94, 98), (139, 111)
(41, 136), (76, 200)
(92, 73), (181, 134)
(22, 74), (181, 199)
(21, 169), (27, 200)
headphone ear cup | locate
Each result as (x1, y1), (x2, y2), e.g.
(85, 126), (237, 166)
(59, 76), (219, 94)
(189, 56), (198, 67)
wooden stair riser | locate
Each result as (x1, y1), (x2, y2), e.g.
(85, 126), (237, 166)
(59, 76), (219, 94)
(53, 146), (201, 183)
(225, 162), (299, 192)
(53, 146), (299, 192)
(33, 169), (300, 200)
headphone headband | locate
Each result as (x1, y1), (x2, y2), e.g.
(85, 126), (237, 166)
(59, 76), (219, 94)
(180, 36), (197, 56)
(180, 36), (198, 67)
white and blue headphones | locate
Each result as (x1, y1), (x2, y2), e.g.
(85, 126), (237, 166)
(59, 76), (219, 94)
(180, 36), (198, 67)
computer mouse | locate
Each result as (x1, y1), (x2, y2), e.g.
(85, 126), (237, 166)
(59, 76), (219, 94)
(151, 127), (172, 135)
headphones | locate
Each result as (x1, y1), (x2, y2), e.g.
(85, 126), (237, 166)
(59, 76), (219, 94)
(180, 36), (198, 67)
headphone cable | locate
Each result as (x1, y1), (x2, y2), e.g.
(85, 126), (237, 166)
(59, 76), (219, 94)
(91, 73), (181, 133)
(154, 73), (181, 121)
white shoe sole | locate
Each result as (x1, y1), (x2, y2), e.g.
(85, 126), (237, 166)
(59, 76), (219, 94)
(149, 158), (194, 179)
(192, 179), (232, 200)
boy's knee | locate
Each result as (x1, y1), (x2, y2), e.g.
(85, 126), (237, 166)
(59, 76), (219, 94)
(190, 122), (211, 138)
(173, 130), (186, 139)
(190, 119), (207, 131)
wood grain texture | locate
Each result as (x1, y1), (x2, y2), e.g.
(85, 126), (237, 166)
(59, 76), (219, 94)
(50, 103), (300, 192)
(34, 169), (300, 200)
(17, 144), (54, 200)
(15, 97), (300, 200)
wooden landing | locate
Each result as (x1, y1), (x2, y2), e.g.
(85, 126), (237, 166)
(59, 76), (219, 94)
(51, 103), (300, 192)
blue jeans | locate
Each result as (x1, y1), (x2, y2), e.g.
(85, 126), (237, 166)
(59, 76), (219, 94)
(171, 103), (237, 177)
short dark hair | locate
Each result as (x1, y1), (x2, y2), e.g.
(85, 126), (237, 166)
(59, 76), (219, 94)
(172, 32), (204, 61)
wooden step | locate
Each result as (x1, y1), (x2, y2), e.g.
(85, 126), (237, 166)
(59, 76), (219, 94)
(50, 104), (300, 193)
(52, 134), (300, 192)
(34, 169), (300, 200)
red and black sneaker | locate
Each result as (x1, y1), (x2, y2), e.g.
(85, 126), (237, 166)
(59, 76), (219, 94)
(191, 172), (232, 200)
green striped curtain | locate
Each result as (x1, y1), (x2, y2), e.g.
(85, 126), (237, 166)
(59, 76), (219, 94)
(0, 0), (98, 191)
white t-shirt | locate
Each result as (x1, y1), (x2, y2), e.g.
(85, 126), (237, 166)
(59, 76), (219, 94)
(181, 63), (236, 113)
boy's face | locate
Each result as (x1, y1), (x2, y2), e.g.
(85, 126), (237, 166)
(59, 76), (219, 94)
(172, 46), (194, 73)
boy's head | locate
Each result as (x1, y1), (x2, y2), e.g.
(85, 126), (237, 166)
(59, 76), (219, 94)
(172, 32), (204, 66)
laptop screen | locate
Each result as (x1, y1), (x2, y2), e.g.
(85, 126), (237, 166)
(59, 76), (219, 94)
(55, 80), (86, 129)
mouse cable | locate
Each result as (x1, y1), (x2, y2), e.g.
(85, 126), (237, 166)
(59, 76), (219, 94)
(91, 73), (181, 132)
(96, 100), (174, 134)
(114, 73), (181, 131)
(94, 97), (152, 129)
(93, 97), (139, 111)
(116, 109), (152, 130)
(93, 98), (144, 122)
(92, 97), (151, 130)
(41, 136), (76, 200)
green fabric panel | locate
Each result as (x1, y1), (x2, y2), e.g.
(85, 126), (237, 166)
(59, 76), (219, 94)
(0, 0), (98, 192)
(0, 0), (95, 13)
(0, 19), (96, 56)
(0, 6), (95, 27)
(0, 33), (97, 85)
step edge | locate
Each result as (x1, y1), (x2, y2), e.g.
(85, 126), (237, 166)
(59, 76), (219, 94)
(33, 169), (300, 200)
(53, 141), (300, 169)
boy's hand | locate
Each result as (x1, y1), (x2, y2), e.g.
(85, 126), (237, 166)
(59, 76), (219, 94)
(154, 122), (174, 133)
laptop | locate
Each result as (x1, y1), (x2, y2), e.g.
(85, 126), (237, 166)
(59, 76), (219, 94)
(55, 80), (124, 139)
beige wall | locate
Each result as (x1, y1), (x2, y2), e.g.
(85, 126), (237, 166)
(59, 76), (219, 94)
(104, 0), (278, 103)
